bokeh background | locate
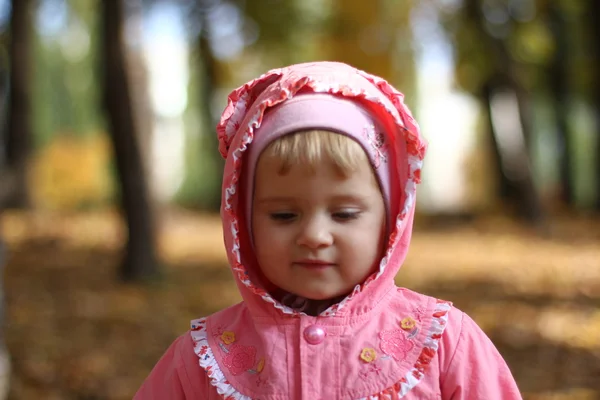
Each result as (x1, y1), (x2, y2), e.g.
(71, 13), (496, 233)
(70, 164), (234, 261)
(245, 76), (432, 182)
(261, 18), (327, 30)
(0, 0), (599, 399)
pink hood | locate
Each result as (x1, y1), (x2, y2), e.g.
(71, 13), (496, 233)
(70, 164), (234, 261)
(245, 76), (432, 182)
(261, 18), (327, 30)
(217, 61), (427, 319)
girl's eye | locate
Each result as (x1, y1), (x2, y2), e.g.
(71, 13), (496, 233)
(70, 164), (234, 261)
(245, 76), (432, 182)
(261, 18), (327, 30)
(269, 212), (296, 221)
(333, 211), (360, 221)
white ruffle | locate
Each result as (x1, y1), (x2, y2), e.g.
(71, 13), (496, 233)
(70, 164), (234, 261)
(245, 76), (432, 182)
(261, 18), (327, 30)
(190, 318), (252, 400)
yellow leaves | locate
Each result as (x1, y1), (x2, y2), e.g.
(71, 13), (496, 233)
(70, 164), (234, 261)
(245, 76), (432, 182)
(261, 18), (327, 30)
(525, 388), (599, 400)
(537, 308), (600, 350)
(467, 302), (600, 352)
(30, 134), (114, 211)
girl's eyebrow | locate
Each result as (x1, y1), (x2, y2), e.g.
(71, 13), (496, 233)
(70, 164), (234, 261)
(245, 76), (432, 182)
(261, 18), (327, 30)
(255, 196), (297, 204)
(257, 194), (369, 205)
(330, 194), (369, 203)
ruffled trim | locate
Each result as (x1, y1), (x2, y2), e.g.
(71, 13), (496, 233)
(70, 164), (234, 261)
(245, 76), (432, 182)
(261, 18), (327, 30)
(219, 65), (426, 318)
(192, 301), (453, 399)
(191, 318), (252, 400)
(359, 300), (453, 399)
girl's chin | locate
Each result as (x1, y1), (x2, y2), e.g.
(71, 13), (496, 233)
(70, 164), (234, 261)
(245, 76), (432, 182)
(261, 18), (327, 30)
(297, 289), (351, 302)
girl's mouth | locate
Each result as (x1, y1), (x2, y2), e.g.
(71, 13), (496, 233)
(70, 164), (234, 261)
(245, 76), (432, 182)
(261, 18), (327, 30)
(293, 259), (336, 270)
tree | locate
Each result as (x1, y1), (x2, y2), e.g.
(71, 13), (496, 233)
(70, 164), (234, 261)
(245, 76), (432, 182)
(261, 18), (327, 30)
(0, 185), (11, 400)
(441, 0), (543, 223)
(195, 0), (224, 211)
(5, 0), (34, 208)
(100, 0), (161, 281)
(0, 57), (11, 400)
(547, 2), (574, 206)
(590, 0), (600, 212)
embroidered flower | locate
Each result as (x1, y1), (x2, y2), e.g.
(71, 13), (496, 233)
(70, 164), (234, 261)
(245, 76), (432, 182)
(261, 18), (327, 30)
(360, 347), (378, 363)
(256, 357), (265, 373)
(222, 344), (257, 376)
(359, 369), (370, 381)
(413, 306), (425, 322)
(221, 331), (236, 345)
(401, 317), (417, 331)
(359, 361), (383, 381)
(380, 329), (414, 361)
(369, 363), (382, 375)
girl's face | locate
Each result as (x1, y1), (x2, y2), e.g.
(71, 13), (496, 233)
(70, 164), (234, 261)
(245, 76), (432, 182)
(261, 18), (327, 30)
(252, 154), (386, 301)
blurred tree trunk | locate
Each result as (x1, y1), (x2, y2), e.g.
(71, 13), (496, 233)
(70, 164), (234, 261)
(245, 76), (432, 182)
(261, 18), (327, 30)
(197, 2), (223, 212)
(465, 0), (542, 223)
(590, 0), (600, 212)
(5, 0), (33, 209)
(101, 0), (161, 281)
(0, 53), (11, 400)
(483, 79), (542, 223)
(0, 231), (9, 400)
(0, 233), (9, 400)
(547, 3), (574, 206)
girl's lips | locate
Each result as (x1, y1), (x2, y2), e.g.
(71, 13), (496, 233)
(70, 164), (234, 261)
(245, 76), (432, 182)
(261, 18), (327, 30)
(293, 260), (336, 269)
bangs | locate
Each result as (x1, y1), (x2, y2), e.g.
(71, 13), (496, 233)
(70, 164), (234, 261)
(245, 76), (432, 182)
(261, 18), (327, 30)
(263, 130), (368, 175)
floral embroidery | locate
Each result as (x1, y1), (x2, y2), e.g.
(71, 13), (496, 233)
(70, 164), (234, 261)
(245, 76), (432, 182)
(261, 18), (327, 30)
(360, 347), (378, 363)
(359, 362), (382, 380)
(221, 331), (236, 345)
(359, 353), (390, 381)
(400, 317), (420, 340)
(216, 330), (266, 377)
(356, 301), (452, 399)
(191, 318), (253, 400)
(412, 306), (425, 322)
(379, 329), (414, 361)
(193, 300), (452, 400)
(400, 317), (416, 331)
(222, 344), (257, 376)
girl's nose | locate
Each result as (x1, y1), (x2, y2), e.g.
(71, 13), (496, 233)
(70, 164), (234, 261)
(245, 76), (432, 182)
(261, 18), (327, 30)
(296, 215), (333, 249)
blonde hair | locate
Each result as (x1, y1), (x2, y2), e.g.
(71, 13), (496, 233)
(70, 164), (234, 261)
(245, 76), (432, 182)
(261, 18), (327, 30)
(262, 130), (369, 175)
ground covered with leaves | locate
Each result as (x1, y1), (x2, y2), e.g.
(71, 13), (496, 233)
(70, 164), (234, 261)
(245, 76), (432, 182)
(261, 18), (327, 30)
(2, 210), (600, 399)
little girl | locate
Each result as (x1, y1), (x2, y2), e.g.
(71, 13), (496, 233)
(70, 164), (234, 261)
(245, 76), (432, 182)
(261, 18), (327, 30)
(135, 62), (522, 399)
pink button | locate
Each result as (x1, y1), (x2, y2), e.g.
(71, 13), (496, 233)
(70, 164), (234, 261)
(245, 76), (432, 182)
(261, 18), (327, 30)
(303, 325), (326, 345)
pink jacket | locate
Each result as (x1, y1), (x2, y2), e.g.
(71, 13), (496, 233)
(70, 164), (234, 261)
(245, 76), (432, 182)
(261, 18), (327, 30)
(135, 62), (522, 399)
